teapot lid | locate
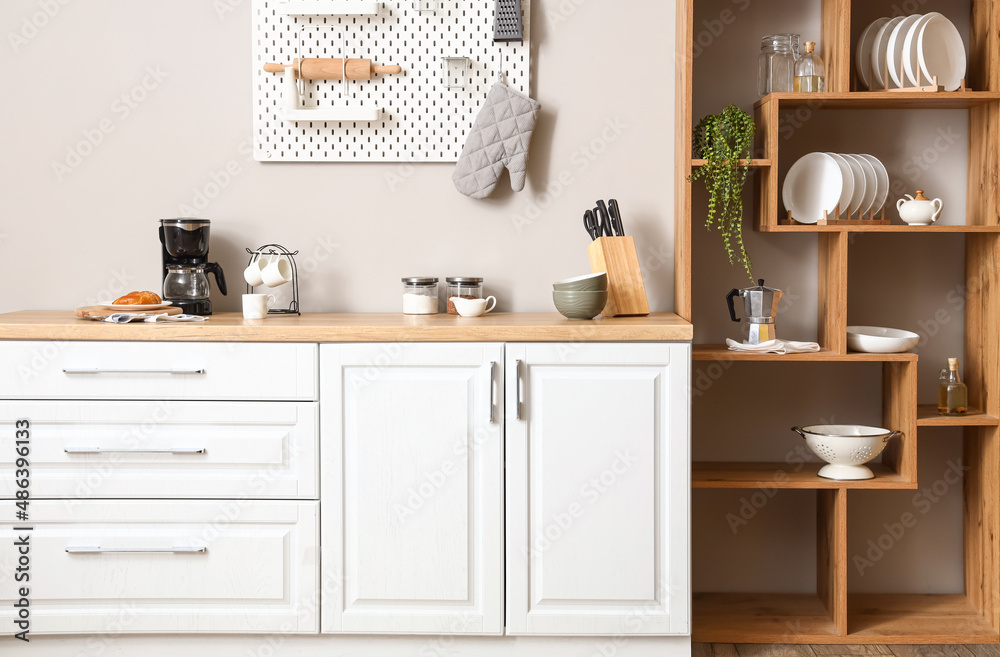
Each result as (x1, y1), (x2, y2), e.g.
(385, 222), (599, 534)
(744, 278), (781, 293)
(913, 190), (929, 201)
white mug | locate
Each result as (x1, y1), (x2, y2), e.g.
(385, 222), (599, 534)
(451, 296), (497, 318)
(243, 293), (276, 319)
(244, 252), (267, 287)
(261, 254), (293, 288)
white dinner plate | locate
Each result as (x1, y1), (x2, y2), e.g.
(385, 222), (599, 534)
(858, 154), (890, 215)
(871, 16), (906, 89)
(839, 153), (866, 216)
(825, 153), (855, 217)
(887, 14), (923, 88)
(856, 18), (890, 90)
(782, 153), (843, 224)
(844, 154), (877, 218)
(98, 302), (174, 311)
(903, 12), (939, 86)
(918, 14), (967, 91)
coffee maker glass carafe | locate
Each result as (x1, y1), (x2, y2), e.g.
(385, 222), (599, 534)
(159, 218), (227, 315)
(726, 279), (783, 345)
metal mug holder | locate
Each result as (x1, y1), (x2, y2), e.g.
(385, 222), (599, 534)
(245, 244), (301, 315)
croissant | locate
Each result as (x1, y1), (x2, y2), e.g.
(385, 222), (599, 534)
(114, 291), (163, 305)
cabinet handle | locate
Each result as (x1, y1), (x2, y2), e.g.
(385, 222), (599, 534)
(489, 361), (496, 424)
(62, 368), (206, 375)
(515, 359), (523, 420)
(64, 447), (206, 454)
(65, 546), (207, 554)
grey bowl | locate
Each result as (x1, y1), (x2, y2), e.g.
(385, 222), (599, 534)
(553, 290), (608, 320)
(553, 272), (608, 292)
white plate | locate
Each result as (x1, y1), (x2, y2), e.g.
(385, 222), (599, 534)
(857, 154), (889, 216)
(825, 153), (855, 217)
(847, 326), (920, 354)
(856, 18), (890, 90)
(918, 14), (967, 92)
(871, 16), (906, 89)
(839, 153), (866, 216)
(903, 12), (939, 86)
(887, 14), (923, 87)
(98, 302), (174, 311)
(844, 154), (877, 218)
(782, 153), (843, 224)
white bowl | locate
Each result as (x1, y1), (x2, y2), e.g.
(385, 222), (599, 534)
(918, 14), (967, 92)
(847, 326), (920, 354)
(792, 425), (902, 480)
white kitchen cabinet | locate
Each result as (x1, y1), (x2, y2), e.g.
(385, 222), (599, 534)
(505, 343), (690, 635)
(0, 401), (318, 499)
(0, 501), (319, 634)
(320, 344), (504, 634)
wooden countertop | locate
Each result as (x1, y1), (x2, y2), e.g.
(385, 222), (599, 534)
(0, 311), (693, 343)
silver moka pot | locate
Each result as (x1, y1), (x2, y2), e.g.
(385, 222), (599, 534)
(726, 279), (783, 345)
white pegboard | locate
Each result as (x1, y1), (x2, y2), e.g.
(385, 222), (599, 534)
(252, 0), (531, 162)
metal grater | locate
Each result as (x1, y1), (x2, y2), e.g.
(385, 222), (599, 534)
(494, 0), (523, 42)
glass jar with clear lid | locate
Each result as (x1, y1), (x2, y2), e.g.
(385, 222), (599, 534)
(402, 277), (439, 315)
(758, 34), (799, 97)
(446, 277), (483, 314)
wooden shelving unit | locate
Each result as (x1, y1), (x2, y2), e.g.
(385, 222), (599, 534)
(674, 0), (1000, 646)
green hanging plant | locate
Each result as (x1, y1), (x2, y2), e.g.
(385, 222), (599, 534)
(688, 105), (756, 281)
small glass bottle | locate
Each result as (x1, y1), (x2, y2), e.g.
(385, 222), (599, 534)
(758, 34), (797, 97)
(794, 41), (826, 93)
(938, 358), (969, 416)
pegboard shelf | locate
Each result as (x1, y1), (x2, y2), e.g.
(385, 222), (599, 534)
(275, 0), (380, 15)
(284, 107), (383, 122)
(252, 0), (531, 162)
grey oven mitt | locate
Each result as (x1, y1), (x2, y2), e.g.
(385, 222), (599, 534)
(453, 82), (541, 199)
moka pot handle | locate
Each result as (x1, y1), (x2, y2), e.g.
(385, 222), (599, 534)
(726, 288), (741, 323)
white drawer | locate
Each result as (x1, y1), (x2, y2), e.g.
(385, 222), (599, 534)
(0, 402), (318, 499)
(0, 501), (319, 634)
(0, 341), (317, 401)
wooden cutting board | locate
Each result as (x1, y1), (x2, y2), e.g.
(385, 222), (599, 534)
(75, 306), (184, 319)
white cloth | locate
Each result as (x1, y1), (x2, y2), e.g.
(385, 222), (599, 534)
(726, 338), (821, 354)
(102, 313), (208, 323)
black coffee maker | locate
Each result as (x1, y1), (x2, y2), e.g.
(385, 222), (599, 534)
(158, 219), (227, 316)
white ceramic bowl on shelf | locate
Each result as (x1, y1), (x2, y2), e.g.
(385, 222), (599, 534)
(792, 425), (902, 480)
(847, 326), (920, 353)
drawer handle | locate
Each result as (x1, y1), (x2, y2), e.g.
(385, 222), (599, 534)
(65, 546), (207, 554)
(62, 368), (206, 375)
(64, 447), (206, 455)
(489, 361), (496, 424)
(515, 359), (523, 421)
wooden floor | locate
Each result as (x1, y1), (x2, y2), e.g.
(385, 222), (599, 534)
(694, 644), (1000, 656)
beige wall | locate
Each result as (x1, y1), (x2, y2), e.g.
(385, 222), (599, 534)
(0, 0), (675, 314)
(691, 0), (968, 594)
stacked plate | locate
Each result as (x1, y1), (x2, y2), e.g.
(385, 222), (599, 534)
(782, 153), (889, 224)
(856, 13), (967, 91)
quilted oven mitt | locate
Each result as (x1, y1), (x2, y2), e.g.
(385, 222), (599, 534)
(453, 82), (541, 199)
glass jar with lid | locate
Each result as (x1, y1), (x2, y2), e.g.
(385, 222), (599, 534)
(446, 277), (483, 314)
(758, 34), (799, 97)
(402, 277), (439, 315)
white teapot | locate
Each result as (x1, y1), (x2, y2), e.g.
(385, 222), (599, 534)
(896, 190), (943, 226)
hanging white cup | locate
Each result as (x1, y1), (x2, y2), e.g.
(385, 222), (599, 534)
(261, 254), (293, 288)
(244, 252), (267, 287)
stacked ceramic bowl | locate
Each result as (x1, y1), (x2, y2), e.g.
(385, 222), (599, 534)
(553, 273), (608, 320)
(782, 152), (889, 224)
(857, 13), (967, 91)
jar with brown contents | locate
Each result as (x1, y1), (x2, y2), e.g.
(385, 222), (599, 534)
(446, 277), (484, 314)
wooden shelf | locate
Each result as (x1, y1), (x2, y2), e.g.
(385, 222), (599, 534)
(693, 593), (840, 643)
(693, 344), (918, 362)
(759, 223), (1000, 234)
(692, 462), (914, 490)
(848, 594), (999, 643)
(691, 158), (771, 168)
(916, 404), (1000, 427)
(756, 91), (1000, 110)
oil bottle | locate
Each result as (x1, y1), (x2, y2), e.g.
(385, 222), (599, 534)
(794, 41), (826, 93)
(938, 358), (968, 415)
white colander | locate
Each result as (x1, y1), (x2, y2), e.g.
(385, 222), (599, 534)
(791, 425), (902, 480)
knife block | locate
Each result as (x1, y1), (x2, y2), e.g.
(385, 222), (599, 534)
(587, 236), (650, 317)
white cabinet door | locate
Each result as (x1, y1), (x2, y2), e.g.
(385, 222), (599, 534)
(505, 343), (690, 636)
(0, 501), (319, 634)
(321, 344), (504, 634)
